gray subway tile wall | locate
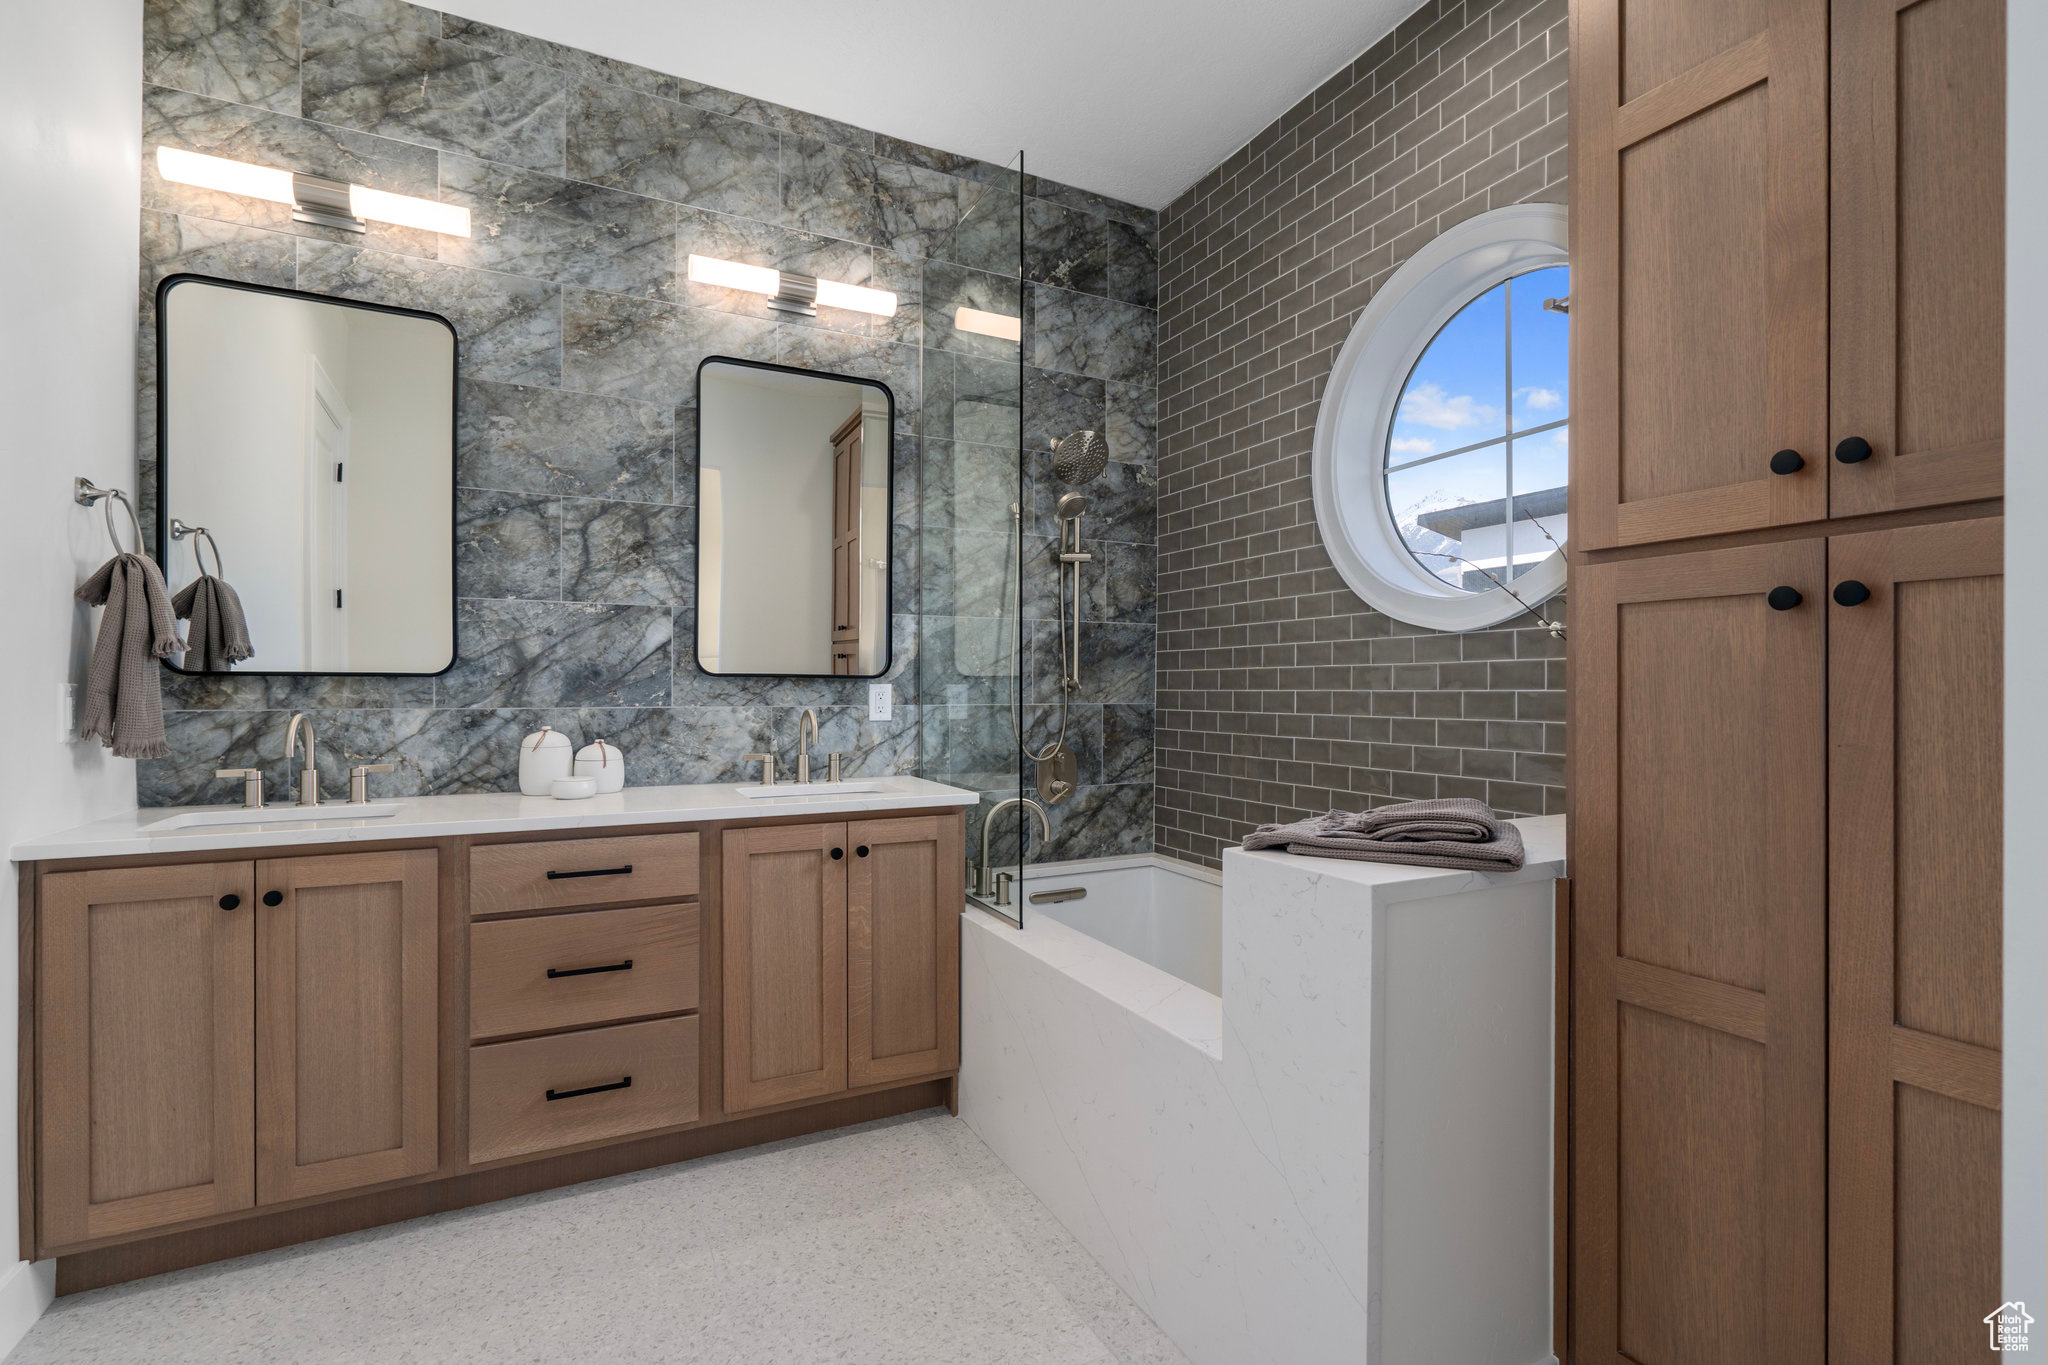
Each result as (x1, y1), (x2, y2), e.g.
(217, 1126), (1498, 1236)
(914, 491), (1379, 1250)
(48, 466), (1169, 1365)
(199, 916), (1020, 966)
(1154, 0), (1569, 868)
(135, 0), (1159, 857)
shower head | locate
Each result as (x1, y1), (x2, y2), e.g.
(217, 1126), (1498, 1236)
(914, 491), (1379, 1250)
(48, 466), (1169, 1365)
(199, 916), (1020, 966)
(1051, 429), (1109, 485)
(1055, 492), (1088, 521)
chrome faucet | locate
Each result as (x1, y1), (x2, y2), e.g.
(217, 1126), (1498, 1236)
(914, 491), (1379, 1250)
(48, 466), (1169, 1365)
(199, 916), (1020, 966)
(283, 713), (320, 807)
(974, 796), (1050, 903)
(795, 708), (819, 784)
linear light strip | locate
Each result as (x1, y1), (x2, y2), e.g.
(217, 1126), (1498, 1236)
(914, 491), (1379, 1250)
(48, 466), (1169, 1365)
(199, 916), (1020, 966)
(686, 253), (897, 319)
(155, 147), (471, 237)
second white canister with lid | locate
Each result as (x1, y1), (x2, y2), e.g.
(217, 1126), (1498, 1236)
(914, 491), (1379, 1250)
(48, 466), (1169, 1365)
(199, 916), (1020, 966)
(573, 738), (626, 794)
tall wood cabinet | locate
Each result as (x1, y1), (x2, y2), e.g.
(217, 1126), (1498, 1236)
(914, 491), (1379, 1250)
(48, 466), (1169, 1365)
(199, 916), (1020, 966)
(1569, 0), (2004, 1358)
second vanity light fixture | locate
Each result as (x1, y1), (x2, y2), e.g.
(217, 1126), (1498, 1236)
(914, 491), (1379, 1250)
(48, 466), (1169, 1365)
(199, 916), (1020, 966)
(687, 253), (897, 318)
(155, 147), (472, 237)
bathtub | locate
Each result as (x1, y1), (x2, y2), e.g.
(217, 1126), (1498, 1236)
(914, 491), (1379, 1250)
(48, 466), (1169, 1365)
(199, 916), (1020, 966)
(959, 822), (1567, 1365)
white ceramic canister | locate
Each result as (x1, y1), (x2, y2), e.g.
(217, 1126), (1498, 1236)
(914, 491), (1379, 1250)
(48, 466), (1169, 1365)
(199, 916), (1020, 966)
(518, 727), (575, 795)
(573, 739), (626, 794)
(550, 775), (598, 800)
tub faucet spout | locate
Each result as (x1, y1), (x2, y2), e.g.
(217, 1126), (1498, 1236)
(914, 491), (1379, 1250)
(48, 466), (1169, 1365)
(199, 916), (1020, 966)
(975, 796), (1050, 898)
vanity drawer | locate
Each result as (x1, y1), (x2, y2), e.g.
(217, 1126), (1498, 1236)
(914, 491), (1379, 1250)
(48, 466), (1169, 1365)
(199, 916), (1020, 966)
(469, 833), (698, 914)
(468, 1016), (699, 1165)
(470, 903), (699, 1040)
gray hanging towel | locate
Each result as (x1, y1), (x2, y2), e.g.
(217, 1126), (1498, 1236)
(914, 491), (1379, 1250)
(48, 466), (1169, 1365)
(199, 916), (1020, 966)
(75, 552), (182, 759)
(171, 573), (255, 671)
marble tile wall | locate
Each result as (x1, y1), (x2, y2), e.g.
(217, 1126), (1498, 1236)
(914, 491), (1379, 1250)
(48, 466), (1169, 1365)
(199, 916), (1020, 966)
(1154, 0), (1568, 868)
(134, 0), (1160, 835)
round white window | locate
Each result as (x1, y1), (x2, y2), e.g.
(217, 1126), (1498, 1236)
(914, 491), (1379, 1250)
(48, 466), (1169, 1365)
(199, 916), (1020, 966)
(1312, 203), (1569, 631)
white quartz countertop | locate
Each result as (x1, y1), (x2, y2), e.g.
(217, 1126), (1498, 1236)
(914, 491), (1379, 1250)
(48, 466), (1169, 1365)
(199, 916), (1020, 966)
(12, 777), (979, 862)
(1224, 814), (1566, 906)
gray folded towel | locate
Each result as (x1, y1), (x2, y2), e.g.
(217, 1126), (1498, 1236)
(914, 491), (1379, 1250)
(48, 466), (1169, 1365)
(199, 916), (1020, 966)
(75, 552), (182, 759)
(1241, 798), (1525, 872)
(171, 573), (255, 671)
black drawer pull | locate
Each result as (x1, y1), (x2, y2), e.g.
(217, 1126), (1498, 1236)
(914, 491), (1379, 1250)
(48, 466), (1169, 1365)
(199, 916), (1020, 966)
(830, 847), (844, 860)
(1834, 435), (1873, 464)
(219, 894), (241, 911)
(1833, 579), (1872, 607)
(546, 1076), (632, 1102)
(546, 959), (634, 979)
(1768, 448), (1804, 475)
(262, 890), (284, 907)
(1766, 586), (1803, 611)
(856, 845), (870, 857)
(545, 864), (633, 880)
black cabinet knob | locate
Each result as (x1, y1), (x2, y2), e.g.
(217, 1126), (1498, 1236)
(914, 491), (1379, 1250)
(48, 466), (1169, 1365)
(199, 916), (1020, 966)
(1766, 586), (1803, 611)
(856, 845), (870, 858)
(1833, 580), (1872, 606)
(1834, 436), (1873, 463)
(830, 847), (844, 860)
(1769, 449), (1805, 475)
(219, 893), (241, 911)
(262, 890), (283, 907)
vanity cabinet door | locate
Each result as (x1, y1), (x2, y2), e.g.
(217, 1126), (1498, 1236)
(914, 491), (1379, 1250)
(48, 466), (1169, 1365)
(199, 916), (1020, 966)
(847, 817), (961, 1088)
(38, 862), (256, 1250)
(1827, 516), (2003, 1362)
(722, 824), (848, 1113)
(1830, 0), (2004, 517)
(1570, 0), (1829, 548)
(255, 850), (439, 1204)
(1569, 539), (1828, 1365)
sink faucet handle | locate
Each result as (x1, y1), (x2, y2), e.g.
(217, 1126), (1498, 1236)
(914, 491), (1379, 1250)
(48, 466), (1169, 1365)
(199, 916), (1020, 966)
(743, 752), (776, 787)
(214, 768), (266, 810)
(348, 763), (395, 806)
(828, 752), (843, 783)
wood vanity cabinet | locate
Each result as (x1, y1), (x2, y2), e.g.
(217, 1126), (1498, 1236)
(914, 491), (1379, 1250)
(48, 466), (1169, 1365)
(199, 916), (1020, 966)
(35, 848), (437, 1250)
(722, 815), (961, 1113)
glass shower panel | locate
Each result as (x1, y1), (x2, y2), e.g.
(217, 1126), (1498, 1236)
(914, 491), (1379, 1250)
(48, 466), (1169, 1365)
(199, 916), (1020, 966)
(916, 152), (1027, 923)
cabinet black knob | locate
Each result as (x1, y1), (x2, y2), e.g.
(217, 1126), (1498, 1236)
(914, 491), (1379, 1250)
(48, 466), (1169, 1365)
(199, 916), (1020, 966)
(1768, 449), (1805, 475)
(830, 847), (844, 860)
(262, 890), (283, 907)
(1766, 586), (1803, 611)
(1833, 580), (1872, 607)
(219, 894), (240, 911)
(1834, 436), (1873, 463)
(856, 845), (870, 858)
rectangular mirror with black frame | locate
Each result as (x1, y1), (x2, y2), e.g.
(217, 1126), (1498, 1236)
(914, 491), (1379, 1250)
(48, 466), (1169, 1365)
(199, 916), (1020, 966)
(695, 356), (894, 678)
(155, 274), (457, 676)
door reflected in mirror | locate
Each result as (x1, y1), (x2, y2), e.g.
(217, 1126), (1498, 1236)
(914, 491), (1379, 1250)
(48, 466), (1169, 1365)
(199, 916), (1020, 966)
(696, 358), (894, 677)
(156, 276), (456, 675)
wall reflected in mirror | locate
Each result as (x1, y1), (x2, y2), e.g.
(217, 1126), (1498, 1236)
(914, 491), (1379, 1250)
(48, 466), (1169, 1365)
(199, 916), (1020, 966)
(696, 358), (894, 677)
(156, 276), (456, 675)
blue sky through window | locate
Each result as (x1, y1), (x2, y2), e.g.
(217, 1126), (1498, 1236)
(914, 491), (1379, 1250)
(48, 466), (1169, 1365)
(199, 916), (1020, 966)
(1385, 264), (1569, 587)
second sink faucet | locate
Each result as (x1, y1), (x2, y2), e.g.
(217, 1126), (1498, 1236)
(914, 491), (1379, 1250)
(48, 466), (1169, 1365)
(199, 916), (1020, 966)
(284, 712), (320, 807)
(792, 708), (844, 785)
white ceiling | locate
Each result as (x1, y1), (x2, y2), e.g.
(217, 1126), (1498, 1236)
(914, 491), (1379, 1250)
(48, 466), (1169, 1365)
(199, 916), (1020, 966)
(444, 0), (1419, 210)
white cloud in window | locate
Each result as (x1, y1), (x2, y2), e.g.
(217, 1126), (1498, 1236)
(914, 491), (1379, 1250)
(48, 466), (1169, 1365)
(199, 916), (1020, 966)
(1396, 382), (1498, 431)
(1517, 386), (1562, 411)
(1389, 436), (1438, 457)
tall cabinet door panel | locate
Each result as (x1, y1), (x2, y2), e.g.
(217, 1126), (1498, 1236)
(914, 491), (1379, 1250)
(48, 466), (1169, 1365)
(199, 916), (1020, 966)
(256, 850), (439, 1204)
(38, 862), (256, 1249)
(1831, 0), (2004, 516)
(1570, 0), (1829, 548)
(723, 823), (848, 1113)
(1828, 517), (2003, 1362)
(847, 816), (961, 1087)
(1569, 540), (1827, 1364)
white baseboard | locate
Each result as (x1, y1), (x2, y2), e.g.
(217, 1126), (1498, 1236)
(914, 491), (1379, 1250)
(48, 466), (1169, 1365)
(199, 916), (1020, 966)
(0, 1260), (53, 1359)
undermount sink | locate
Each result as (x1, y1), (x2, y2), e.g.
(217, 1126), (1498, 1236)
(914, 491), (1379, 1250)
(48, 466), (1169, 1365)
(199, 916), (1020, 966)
(734, 781), (884, 799)
(150, 802), (406, 832)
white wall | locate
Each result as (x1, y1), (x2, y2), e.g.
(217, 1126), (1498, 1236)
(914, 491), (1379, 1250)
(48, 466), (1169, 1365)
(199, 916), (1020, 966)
(2005, 0), (2046, 1351)
(0, 0), (143, 1349)
(698, 367), (864, 674)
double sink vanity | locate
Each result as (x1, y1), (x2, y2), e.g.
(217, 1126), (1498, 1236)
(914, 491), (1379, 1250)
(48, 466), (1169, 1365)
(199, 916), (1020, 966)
(13, 777), (972, 1291)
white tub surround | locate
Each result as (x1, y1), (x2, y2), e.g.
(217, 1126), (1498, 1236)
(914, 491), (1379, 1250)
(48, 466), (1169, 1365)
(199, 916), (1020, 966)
(11, 777), (976, 860)
(962, 816), (1565, 1365)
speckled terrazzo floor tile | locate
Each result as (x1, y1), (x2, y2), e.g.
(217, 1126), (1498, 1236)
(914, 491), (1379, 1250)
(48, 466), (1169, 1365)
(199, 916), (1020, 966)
(10, 1114), (1183, 1365)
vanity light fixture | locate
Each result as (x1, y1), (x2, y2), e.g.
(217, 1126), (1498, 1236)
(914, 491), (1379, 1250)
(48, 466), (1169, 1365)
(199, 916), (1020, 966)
(954, 306), (1022, 342)
(686, 253), (897, 318)
(154, 147), (471, 237)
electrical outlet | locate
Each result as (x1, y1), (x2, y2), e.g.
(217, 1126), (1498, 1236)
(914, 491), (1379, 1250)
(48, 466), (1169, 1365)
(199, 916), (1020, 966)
(869, 683), (893, 721)
(58, 682), (78, 742)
